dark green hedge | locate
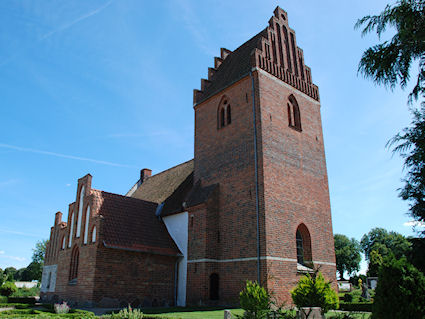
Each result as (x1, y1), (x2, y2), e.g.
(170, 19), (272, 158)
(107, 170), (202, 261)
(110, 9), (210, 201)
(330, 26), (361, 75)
(338, 302), (372, 312)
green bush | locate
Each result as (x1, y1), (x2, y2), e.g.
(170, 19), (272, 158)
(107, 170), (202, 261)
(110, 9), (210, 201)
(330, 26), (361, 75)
(372, 257), (425, 319)
(238, 280), (271, 318)
(0, 295), (7, 303)
(0, 282), (18, 297)
(338, 302), (372, 312)
(291, 270), (339, 313)
(10, 286), (40, 297)
(343, 293), (353, 303)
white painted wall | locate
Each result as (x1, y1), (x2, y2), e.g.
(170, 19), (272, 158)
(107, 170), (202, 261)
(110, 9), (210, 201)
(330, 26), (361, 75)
(163, 212), (188, 307)
(40, 265), (57, 293)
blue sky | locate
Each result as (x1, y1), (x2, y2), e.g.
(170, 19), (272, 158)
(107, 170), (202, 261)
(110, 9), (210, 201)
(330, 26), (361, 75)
(0, 0), (422, 272)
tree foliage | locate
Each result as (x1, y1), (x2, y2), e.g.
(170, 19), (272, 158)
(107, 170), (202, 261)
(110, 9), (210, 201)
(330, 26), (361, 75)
(372, 257), (425, 319)
(360, 228), (411, 276)
(32, 240), (48, 265)
(291, 270), (339, 314)
(238, 281), (272, 319)
(388, 105), (425, 232)
(334, 234), (361, 280)
(355, 0), (425, 102)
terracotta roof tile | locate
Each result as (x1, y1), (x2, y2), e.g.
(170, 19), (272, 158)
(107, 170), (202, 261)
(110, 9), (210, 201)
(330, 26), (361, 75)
(131, 160), (194, 203)
(93, 190), (181, 256)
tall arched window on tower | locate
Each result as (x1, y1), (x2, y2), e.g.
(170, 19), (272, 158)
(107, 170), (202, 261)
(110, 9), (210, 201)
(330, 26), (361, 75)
(69, 246), (79, 283)
(209, 273), (219, 300)
(83, 205), (90, 244)
(76, 186), (85, 237)
(295, 224), (312, 266)
(287, 94), (302, 131)
(217, 97), (232, 129)
(68, 212), (74, 248)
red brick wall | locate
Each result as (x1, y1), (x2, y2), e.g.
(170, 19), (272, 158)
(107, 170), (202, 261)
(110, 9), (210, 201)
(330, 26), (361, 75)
(257, 69), (336, 303)
(92, 246), (177, 307)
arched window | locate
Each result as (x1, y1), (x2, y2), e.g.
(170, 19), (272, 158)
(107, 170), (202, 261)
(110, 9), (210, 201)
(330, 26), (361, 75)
(68, 212), (74, 248)
(217, 97), (232, 129)
(287, 94), (302, 131)
(61, 236), (66, 250)
(91, 226), (97, 243)
(69, 246), (79, 282)
(220, 108), (225, 127)
(296, 224), (312, 266)
(83, 205), (91, 244)
(76, 186), (85, 237)
(209, 273), (219, 300)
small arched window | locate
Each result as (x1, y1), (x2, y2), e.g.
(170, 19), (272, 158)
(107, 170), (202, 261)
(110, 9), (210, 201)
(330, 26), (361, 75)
(83, 205), (91, 244)
(287, 94), (302, 131)
(296, 224), (312, 266)
(209, 273), (219, 300)
(217, 97), (232, 129)
(91, 226), (97, 243)
(69, 246), (79, 282)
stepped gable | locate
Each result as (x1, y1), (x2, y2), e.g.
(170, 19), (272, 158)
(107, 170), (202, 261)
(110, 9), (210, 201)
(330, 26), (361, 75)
(131, 159), (194, 203)
(92, 189), (181, 256)
(194, 6), (319, 105)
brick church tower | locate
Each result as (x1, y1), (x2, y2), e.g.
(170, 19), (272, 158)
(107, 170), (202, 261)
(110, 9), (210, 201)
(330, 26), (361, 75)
(187, 6), (336, 304)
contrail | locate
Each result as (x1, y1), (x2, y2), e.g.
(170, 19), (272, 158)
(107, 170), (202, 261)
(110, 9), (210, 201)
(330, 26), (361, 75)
(41, 0), (114, 40)
(0, 143), (136, 168)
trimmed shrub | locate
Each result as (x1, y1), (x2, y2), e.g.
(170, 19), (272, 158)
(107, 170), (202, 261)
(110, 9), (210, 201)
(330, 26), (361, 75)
(238, 280), (271, 318)
(291, 270), (339, 313)
(0, 295), (7, 303)
(372, 257), (425, 319)
(343, 293), (353, 303)
(339, 302), (372, 312)
(0, 282), (17, 297)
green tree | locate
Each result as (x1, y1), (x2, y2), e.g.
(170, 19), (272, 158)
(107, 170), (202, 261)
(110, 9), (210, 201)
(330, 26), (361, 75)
(3, 267), (17, 282)
(32, 240), (48, 264)
(388, 105), (425, 234)
(356, 0), (425, 102)
(372, 257), (425, 319)
(291, 270), (339, 314)
(361, 228), (411, 276)
(0, 268), (5, 286)
(356, 0), (425, 232)
(334, 234), (361, 280)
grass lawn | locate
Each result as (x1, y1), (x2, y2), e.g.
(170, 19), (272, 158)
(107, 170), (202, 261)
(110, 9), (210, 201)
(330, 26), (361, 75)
(139, 307), (244, 319)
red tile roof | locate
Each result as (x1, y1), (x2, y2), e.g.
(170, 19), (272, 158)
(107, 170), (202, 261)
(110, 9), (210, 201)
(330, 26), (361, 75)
(92, 190), (181, 257)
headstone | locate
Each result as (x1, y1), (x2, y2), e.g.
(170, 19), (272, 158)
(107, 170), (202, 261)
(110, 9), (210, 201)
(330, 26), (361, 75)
(361, 283), (371, 300)
(298, 307), (325, 319)
(224, 310), (232, 319)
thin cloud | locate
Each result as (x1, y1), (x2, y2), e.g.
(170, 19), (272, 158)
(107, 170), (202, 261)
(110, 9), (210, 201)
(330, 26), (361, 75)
(404, 221), (425, 228)
(41, 0), (114, 40)
(0, 143), (136, 168)
(173, 0), (216, 56)
(0, 228), (42, 238)
(0, 251), (4, 255)
(0, 255), (26, 262)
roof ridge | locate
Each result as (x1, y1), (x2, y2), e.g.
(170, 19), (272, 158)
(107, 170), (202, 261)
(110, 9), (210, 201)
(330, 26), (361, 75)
(148, 158), (194, 179)
(91, 188), (158, 205)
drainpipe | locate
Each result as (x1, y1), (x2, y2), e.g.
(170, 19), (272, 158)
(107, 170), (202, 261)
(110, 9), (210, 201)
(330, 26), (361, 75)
(174, 259), (179, 306)
(250, 70), (261, 284)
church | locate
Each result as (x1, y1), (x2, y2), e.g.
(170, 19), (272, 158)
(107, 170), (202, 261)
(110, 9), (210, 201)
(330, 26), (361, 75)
(40, 6), (336, 307)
